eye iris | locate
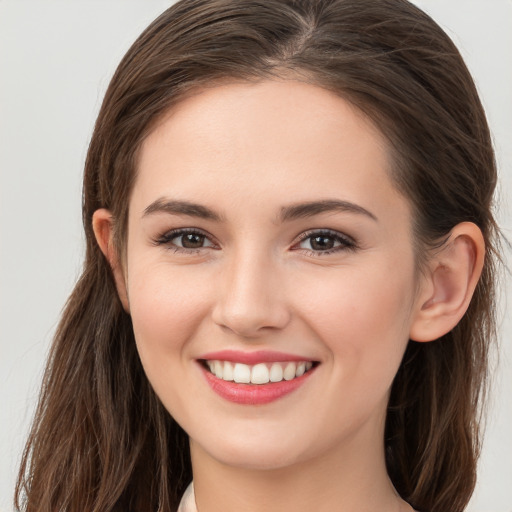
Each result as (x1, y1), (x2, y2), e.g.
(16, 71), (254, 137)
(311, 235), (335, 250)
(181, 233), (205, 248)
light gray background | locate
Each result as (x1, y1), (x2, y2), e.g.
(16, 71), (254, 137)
(1, 1), (510, 511)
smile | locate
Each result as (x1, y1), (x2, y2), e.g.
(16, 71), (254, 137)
(204, 360), (314, 384)
(197, 351), (319, 405)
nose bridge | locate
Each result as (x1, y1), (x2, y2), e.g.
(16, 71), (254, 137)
(212, 245), (290, 337)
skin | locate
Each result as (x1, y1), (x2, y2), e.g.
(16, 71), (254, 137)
(94, 79), (484, 512)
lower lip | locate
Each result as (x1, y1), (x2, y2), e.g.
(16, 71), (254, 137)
(201, 365), (316, 405)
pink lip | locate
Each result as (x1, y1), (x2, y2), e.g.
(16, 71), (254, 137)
(198, 350), (315, 365)
(200, 364), (317, 405)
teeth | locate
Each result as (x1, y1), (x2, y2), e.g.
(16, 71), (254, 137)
(223, 361), (234, 381)
(283, 362), (296, 381)
(233, 363), (251, 383)
(269, 363), (283, 382)
(205, 360), (315, 384)
(251, 363), (270, 384)
(296, 362), (306, 377)
(214, 360), (223, 379)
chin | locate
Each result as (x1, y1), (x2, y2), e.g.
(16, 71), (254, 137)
(210, 443), (303, 471)
(187, 424), (307, 471)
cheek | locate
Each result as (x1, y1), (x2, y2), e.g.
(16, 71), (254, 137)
(298, 263), (416, 383)
(127, 264), (211, 365)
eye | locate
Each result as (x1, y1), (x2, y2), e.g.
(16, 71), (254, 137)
(294, 229), (356, 255)
(154, 228), (216, 251)
(174, 232), (214, 249)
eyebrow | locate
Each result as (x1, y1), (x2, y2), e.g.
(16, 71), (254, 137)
(143, 198), (223, 221)
(280, 199), (378, 222)
(142, 197), (377, 223)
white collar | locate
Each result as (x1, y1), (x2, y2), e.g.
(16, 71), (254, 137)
(177, 482), (197, 512)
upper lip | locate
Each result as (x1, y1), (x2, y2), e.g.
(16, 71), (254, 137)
(197, 350), (318, 365)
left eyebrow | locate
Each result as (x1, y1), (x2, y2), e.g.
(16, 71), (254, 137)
(142, 198), (224, 221)
(280, 199), (378, 222)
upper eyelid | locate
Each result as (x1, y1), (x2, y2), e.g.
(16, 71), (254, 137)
(162, 227), (213, 237)
(154, 227), (217, 245)
(295, 228), (355, 243)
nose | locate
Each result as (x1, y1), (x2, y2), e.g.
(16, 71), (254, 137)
(211, 251), (291, 338)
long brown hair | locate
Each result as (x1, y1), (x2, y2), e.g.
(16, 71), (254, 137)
(16, 1), (500, 511)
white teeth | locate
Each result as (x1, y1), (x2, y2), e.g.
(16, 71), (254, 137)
(269, 363), (283, 382)
(223, 361), (234, 381)
(251, 363), (270, 384)
(214, 360), (223, 379)
(233, 363), (251, 383)
(283, 362), (296, 381)
(205, 360), (315, 384)
(296, 362), (306, 377)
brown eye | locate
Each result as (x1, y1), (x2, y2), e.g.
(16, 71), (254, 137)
(296, 230), (355, 254)
(180, 233), (207, 248)
(156, 229), (215, 250)
(310, 235), (335, 251)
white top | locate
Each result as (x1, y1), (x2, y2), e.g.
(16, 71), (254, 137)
(177, 482), (197, 512)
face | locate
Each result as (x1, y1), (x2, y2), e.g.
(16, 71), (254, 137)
(120, 80), (424, 471)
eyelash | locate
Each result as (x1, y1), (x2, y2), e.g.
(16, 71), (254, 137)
(292, 229), (357, 256)
(153, 228), (357, 256)
(153, 228), (218, 253)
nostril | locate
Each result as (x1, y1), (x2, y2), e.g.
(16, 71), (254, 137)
(212, 300), (292, 337)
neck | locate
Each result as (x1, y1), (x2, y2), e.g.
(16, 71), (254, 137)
(189, 412), (407, 512)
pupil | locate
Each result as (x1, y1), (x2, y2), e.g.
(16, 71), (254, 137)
(182, 233), (204, 248)
(311, 236), (334, 250)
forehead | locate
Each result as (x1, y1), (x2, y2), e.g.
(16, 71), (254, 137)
(141, 79), (388, 161)
(134, 79), (408, 223)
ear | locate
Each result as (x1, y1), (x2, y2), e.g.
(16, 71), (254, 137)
(409, 222), (485, 342)
(92, 209), (130, 312)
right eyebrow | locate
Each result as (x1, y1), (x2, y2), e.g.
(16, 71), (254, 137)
(142, 198), (223, 222)
(280, 199), (378, 223)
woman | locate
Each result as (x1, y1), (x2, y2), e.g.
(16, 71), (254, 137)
(15, 1), (502, 511)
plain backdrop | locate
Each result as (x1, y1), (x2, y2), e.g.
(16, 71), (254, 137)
(1, 1), (510, 511)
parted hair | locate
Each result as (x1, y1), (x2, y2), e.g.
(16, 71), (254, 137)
(16, 1), (500, 511)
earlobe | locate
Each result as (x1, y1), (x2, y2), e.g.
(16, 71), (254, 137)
(409, 222), (485, 342)
(92, 209), (130, 312)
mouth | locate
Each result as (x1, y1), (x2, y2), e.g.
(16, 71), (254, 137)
(197, 351), (320, 405)
(201, 359), (316, 384)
